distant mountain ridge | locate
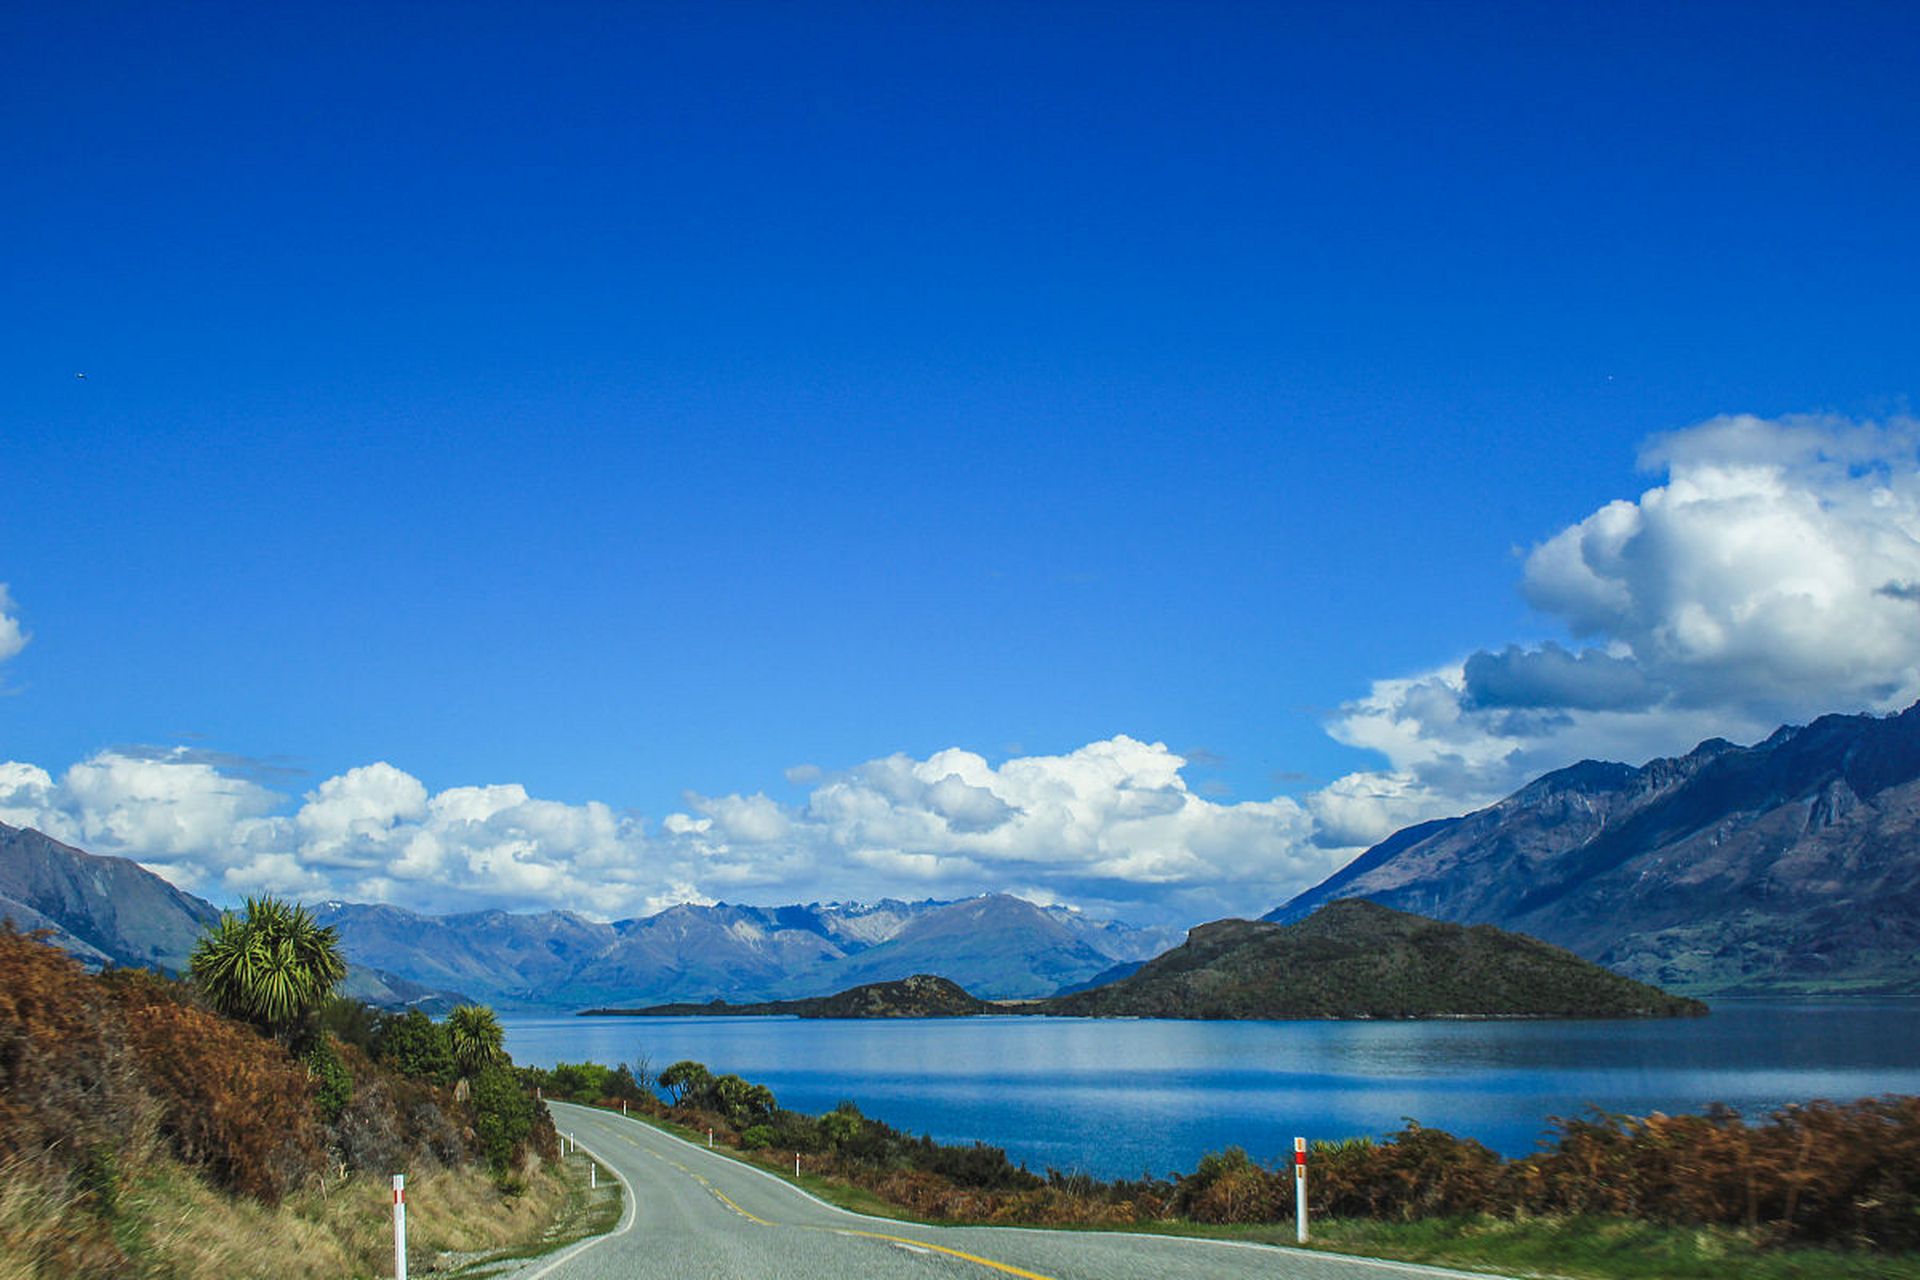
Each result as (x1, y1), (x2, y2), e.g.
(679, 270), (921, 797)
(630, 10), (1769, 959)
(0, 819), (1176, 1009)
(1271, 701), (1920, 995)
(314, 892), (1175, 1007)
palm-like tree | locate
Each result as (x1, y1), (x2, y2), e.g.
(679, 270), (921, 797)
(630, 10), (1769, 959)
(190, 896), (347, 1041)
(445, 1004), (505, 1082)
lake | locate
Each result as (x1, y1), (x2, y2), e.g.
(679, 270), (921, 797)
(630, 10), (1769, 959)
(501, 1001), (1920, 1181)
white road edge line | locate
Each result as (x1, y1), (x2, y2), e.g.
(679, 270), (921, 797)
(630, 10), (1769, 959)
(519, 1122), (638, 1280)
(545, 1101), (1507, 1280)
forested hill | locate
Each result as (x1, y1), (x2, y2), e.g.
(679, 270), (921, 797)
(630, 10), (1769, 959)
(1043, 900), (1707, 1019)
(584, 973), (995, 1018)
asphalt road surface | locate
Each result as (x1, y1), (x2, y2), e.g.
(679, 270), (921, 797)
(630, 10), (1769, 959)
(514, 1101), (1508, 1280)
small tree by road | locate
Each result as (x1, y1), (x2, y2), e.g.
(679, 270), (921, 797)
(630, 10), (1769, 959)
(189, 895), (347, 1047)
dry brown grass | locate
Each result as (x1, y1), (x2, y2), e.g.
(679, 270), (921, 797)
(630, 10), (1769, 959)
(119, 1153), (572, 1280)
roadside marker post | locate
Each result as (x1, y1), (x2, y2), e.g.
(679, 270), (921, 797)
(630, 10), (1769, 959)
(392, 1174), (407, 1280)
(622, 1100), (628, 1116)
(1293, 1138), (1308, 1244)
(708, 1128), (714, 1148)
(795, 1153), (800, 1178)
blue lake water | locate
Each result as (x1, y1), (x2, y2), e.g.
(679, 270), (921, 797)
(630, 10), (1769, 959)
(501, 1001), (1920, 1181)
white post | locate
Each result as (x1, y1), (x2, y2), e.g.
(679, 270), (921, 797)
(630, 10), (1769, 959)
(591, 1163), (597, 1190)
(707, 1128), (713, 1148)
(392, 1174), (408, 1280)
(622, 1100), (628, 1116)
(794, 1153), (800, 1178)
(1293, 1137), (1308, 1244)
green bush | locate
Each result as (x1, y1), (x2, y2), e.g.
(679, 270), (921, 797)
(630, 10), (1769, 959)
(305, 1039), (353, 1124)
(740, 1124), (776, 1150)
(470, 1062), (537, 1177)
(373, 1009), (453, 1084)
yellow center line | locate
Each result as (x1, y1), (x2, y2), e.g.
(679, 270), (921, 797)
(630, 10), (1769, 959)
(612, 1117), (1050, 1276)
(834, 1229), (1059, 1280)
(707, 1186), (772, 1226)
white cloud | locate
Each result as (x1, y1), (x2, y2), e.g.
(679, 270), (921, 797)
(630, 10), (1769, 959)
(6, 413), (1917, 929)
(0, 584), (28, 664)
(1523, 414), (1920, 713)
(0, 736), (1335, 927)
(1318, 413), (1920, 842)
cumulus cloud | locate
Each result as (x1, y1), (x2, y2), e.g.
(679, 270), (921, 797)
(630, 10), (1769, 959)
(0, 737), (1337, 926)
(0, 584), (28, 665)
(1523, 414), (1920, 711)
(6, 412), (1917, 928)
(1319, 413), (1920, 844)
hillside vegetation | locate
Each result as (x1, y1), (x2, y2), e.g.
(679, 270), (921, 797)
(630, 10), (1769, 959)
(586, 973), (995, 1018)
(0, 923), (567, 1279)
(1045, 900), (1706, 1019)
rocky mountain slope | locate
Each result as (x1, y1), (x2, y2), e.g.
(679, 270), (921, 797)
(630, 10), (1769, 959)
(1, 822), (219, 971)
(1047, 899), (1705, 1019)
(1271, 702), (1920, 995)
(317, 892), (1172, 1007)
(0, 821), (466, 1010)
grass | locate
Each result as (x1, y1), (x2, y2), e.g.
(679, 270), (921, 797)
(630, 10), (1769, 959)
(586, 1104), (1920, 1280)
(0, 1139), (607, 1280)
(448, 1150), (624, 1277)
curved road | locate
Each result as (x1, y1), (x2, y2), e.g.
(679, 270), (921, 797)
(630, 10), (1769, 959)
(517, 1101), (1507, 1280)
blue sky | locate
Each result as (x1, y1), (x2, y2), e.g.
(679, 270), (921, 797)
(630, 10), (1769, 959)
(4, 2), (1919, 925)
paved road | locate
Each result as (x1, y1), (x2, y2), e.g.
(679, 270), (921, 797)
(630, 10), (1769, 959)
(517, 1101), (1507, 1280)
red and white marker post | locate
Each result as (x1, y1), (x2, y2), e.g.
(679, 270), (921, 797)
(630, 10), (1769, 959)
(1293, 1138), (1308, 1243)
(392, 1174), (408, 1280)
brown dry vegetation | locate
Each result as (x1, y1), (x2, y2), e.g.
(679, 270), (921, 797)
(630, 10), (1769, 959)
(581, 1055), (1920, 1255)
(0, 926), (566, 1279)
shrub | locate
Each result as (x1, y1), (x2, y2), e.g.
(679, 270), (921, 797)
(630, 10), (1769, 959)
(113, 974), (327, 1202)
(374, 1009), (454, 1084)
(306, 1039), (353, 1124)
(471, 1062), (539, 1177)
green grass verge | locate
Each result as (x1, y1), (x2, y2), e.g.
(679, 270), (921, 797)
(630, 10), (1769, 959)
(448, 1154), (624, 1278)
(586, 1105), (1920, 1279)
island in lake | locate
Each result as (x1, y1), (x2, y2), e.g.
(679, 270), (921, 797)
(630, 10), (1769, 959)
(583, 900), (1707, 1020)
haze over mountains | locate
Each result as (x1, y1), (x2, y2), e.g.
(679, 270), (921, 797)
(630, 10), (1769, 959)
(311, 893), (1174, 1006)
(1272, 701), (1920, 995)
(0, 819), (1174, 1008)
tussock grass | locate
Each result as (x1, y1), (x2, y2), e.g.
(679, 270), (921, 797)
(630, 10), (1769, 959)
(0, 1145), (580, 1280)
(127, 1158), (577, 1280)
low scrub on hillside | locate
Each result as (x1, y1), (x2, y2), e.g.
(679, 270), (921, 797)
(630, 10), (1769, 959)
(0, 926), (562, 1279)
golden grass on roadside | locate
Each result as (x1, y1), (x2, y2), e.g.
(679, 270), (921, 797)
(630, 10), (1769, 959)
(0, 1147), (576, 1280)
(132, 1158), (575, 1280)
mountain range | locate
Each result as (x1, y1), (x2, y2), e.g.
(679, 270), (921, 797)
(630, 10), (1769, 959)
(1271, 701), (1920, 995)
(9, 697), (1919, 1006)
(312, 892), (1175, 1006)
(0, 819), (1174, 1008)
